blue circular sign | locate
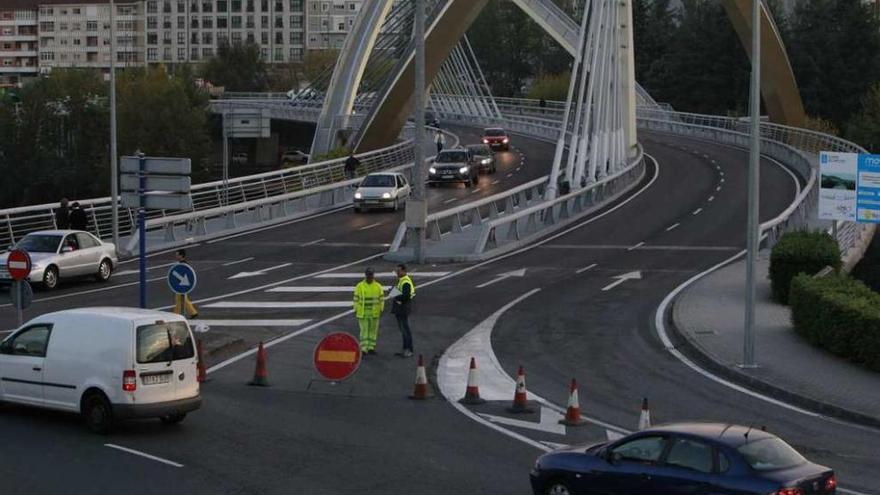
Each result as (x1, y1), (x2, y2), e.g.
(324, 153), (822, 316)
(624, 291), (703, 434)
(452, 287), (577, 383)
(167, 263), (197, 295)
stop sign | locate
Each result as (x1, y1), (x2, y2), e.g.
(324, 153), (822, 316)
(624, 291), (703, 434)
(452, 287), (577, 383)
(6, 250), (31, 281)
(313, 332), (361, 381)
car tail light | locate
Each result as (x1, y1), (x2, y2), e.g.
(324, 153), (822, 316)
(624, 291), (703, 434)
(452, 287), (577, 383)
(825, 474), (837, 491)
(776, 488), (804, 495)
(123, 370), (137, 392)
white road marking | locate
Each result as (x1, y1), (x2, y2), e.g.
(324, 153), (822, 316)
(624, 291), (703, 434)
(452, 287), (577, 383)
(115, 262), (176, 277)
(720, 178), (725, 183)
(475, 268), (526, 288)
(516, 167), (522, 171)
(708, 196), (715, 202)
(471, 188), (481, 194)
(197, 319), (312, 327)
(222, 257), (254, 267)
(716, 186), (722, 191)
(104, 444), (183, 468)
(228, 263), (292, 280)
(720, 171), (725, 176)
(601, 271), (642, 291)
(491, 180), (500, 185)
(703, 154), (709, 159)
(358, 222), (384, 231)
(693, 208), (703, 215)
(541, 244), (739, 252)
(267, 286), (388, 293)
(666, 223), (680, 232)
(627, 241), (645, 251)
(443, 198), (459, 205)
(117, 244), (201, 265)
(480, 406), (566, 435)
(314, 271), (449, 279)
(506, 173), (513, 178)
(576, 263), (597, 274)
(205, 301), (350, 309)
(302, 238), (325, 247)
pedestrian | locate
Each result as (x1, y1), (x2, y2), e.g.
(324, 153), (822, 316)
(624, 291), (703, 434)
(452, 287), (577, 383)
(69, 202), (89, 231)
(54, 197), (70, 230)
(392, 264), (415, 358)
(434, 130), (446, 154)
(344, 151), (360, 181)
(172, 249), (199, 319)
(353, 267), (384, 355)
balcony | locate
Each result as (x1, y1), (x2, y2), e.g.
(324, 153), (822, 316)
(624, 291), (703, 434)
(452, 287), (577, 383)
(0, 65), (39, 73)
(0, 50), (38, 57)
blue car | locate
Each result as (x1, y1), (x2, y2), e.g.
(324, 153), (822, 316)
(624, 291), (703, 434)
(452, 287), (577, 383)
(530, 423), (837, 495)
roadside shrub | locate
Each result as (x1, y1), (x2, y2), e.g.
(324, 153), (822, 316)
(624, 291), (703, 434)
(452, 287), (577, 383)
(769, 231), (841, 304)
(789, 274), (880, 372)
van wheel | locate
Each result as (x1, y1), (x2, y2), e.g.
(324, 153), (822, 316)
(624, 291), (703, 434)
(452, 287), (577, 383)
(82, 392), (114, 434)
(160, 413), (187, 425)
(42, 266), (59, 290)
(95, 259), (112, 282)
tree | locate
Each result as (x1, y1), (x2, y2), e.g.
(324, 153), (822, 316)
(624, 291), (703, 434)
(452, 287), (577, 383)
(302, 49), (339, 88)
(200, 42), (268, 92)
(527, 72), (571, 101)
(848, 83), (880, 152)
(633, 0), (675, 93)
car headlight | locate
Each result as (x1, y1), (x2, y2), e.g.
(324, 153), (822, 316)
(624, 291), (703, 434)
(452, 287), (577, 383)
(482, 138), (489, 144)
(429, 167), (437, 174)
(481, 158), (491, 164)
(502, 138), (509, 143)
(354, 192), (363, 199)
(459, 167), (469, 174)
(382, 192), (392, 199)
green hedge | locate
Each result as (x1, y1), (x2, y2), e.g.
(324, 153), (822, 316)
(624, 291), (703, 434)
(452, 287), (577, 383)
(789, 274), (880, 371)
(769, 231), (841, 304)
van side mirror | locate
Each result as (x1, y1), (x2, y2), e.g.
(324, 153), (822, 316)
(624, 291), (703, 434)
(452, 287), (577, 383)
(0, 340), (12, 354)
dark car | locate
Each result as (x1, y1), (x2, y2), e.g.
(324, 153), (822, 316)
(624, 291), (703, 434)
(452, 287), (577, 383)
(483, 127), (510, 151)
(530, 423), (837, 495)
(428, 149), (478, 187)
(466, 144), (496, 174)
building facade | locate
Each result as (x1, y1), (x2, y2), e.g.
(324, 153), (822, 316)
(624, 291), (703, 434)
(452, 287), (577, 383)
(305, 0), (360, 50)
(0, 1), (38, 88)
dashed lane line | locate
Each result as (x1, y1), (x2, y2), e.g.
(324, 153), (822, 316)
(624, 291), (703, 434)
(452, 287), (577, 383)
(627, 241), (645, 251)
(666, 223), (680, 232)
(693, 208), (703, 215)
(104, 444), (183, 468)
(222, 257), (254, 267)
(358, 222), (384, 231)
(301, 238), (325, 247)
(576, 263), (598, 274)
(197, 319), (312, 327)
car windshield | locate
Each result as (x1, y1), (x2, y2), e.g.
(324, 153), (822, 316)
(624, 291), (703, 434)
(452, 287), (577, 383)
(361, 175), (395, 187)
(137, 321), (195, 363)
(737, 438), (807, 471)
(484, 129), (505, 137)
(437, 151), (469, 163)
(15, 235), (62, 253)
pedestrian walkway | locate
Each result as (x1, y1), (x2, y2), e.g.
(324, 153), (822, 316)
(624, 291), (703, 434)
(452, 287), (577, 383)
(673, 253), (880, 426)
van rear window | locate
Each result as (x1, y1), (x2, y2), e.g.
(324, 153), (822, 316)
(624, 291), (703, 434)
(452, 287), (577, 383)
(136, 321), (195, 364)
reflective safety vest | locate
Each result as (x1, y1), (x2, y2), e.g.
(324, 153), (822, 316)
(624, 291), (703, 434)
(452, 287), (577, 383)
(397, 275), (415, 299)
(353, 280), (385, 318)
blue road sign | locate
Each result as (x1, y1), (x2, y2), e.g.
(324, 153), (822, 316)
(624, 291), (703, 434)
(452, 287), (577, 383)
(167, 263), (197, 295)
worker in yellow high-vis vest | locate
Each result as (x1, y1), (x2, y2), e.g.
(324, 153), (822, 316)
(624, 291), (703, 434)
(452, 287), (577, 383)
(392, 263), (416, 358)
(353, 267), (385, 355)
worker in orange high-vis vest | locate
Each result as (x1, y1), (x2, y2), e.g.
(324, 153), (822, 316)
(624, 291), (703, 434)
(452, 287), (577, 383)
(353, 267), (384, 355)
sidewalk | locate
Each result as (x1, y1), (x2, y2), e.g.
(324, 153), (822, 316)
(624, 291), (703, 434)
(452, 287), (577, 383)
(672, 254), (880, 427)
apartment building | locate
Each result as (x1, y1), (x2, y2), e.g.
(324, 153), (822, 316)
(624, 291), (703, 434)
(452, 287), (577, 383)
(306, 0), (360, 50)
(0, 0), (38, 88)
(143, 0), (306, 66)
(37, 0), (144, 72)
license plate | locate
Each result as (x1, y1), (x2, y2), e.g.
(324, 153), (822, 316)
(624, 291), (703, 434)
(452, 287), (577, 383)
(442, 175), (453, 179)
(366, 200), (379, 204)
(142, 373), (171, 385)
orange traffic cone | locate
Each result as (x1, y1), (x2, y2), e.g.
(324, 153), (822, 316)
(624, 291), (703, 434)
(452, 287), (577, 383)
(196, 338), (208, 383)
(248, 342), (270, 387)
(459, 357), (486, 405)
(638, 398), (652, 430)
(409, 354), (430, 400)
(560, 378), (587, 426)
(507, 365), (534, 414)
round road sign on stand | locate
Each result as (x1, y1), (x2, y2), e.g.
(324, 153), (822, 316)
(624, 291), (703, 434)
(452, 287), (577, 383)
(313, 332), (362, 382)
(7, 250), (32, 281)
(167, 263), (197, 295)
(11, 281), (33, 310)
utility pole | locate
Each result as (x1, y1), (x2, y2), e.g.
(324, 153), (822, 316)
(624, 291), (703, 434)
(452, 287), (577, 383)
(109, 0), (119, 251)
(743, 0), (762, 368)
(406, 0), (427, 263)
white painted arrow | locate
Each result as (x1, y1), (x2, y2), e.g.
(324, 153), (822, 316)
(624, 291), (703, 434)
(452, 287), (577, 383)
(479, 406), (566, 435)
(476, 268), (527, 289)
(172, 271), (191, 287)
(601, 271), (642, 292)
(229, 263), (292, 280)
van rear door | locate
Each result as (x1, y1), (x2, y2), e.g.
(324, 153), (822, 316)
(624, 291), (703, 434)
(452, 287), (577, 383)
(134, 321), (180, 404)
(168, 322), (198, 401)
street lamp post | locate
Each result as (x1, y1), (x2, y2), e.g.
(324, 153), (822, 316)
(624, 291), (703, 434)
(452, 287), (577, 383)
(743, 0), (762, 368)
(109, 0), (119, 251)
(406, 0), (427, 263)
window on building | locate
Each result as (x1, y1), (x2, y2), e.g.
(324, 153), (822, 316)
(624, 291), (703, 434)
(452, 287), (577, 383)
(73, 38), (81, 45)
(203, 17), (213, 28)
(87, 21), (97, 31)
(178, 32), (185, 43)
(202, 0), (212, 13)
(289, 32), (301, 44)
(232, 16), (241, 28)
(59, 22), (68, 31)
(261, 0), (268, 11)
(178, 16), (186, 29)
(337, 22), (343, 30)
(274, 1), (282, 12)
(273, 46), (282, 61)
(246, 0), (254, 12)
(39, 22), (55, 32)
(289, 47), (302, 62)
(202, 47), (213, 57)
(164, 47), (171, 60)
(178, 0), (186, 13)
(261, 32), (268, 44)
(261, 15), (267, 28)
(274, 32), (282, 44)
(260, 47), (267, 59)
(290, 16), (301, 29)
(177, 47), (186, 60)
(147, 1), (158, 13)
(119, 5), (136, 15)
(289, 0), (301, 11)
(246, 15), (254, 28)
(231, 32), (241, 44)
(218, 0), (228, 12)
(191, 47), (199, 59)
(275, 17), (283, 28)
(164, 32), (172, 44)
(217, 17), (228, 28)
(191, 18), (199, 28)
(231, 0), (241, 12)
(163, 1), (172, 13)
(203, 32), (212, 44)
(147, 33), (158, 45)
(40, 51), (54, 61)
(148, 17), (158, 29)
(191, 32), (199, 44)
(72, 8), (81, 14)
(147, 47), (158, 61)
(217, 32), (228, 44)
(246, 32), (254, 43)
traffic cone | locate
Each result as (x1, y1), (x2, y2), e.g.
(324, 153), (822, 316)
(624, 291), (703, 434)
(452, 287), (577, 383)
(638, 398), (652, 430)
(459, 357), (486, 405)
(560, 378), (587, 426)
(507, 365), (534, 414)
(248, 342), (270, 387)
(196, 338), (208, 383)
(409, 354), (430, 400)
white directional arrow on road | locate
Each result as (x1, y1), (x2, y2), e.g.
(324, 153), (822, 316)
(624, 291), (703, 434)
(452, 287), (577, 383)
(476, 268), (527, 288)
(601, 271), (642, 291)
(229, 263), (292, 280)
(172, 271), (192, 287)
(479, 406), (566, 435)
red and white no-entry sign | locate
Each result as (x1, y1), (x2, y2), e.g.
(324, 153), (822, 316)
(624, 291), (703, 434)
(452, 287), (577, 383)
(313, 332), (361, 381)
(7, 250), (32, 281)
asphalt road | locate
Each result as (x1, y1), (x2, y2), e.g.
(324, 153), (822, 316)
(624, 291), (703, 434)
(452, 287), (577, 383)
(1, 128), (876, 494)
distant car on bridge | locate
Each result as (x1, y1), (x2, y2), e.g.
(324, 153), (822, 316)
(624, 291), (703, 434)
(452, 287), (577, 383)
(232, 152), (248, 165)
(353, 172), (411, 212)
(0, 230), (117, 290)
(482, 127), (510, 151)
(530, 422), (836, 495)
(281, 149), (309, 166)
(428, 149), (479, 187)
(466, 144), (496, 174)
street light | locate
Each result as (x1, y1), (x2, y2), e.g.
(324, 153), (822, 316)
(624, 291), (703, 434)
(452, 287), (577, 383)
(109, 0), (119, 252)
(743, 0), (762, 368)
(405, 0), (427, 263)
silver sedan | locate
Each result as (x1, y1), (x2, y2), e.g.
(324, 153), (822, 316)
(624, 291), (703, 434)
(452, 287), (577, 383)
(0, 230), (118, 290)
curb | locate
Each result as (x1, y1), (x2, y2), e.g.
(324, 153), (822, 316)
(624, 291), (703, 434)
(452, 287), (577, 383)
(665, 291), (880, 430)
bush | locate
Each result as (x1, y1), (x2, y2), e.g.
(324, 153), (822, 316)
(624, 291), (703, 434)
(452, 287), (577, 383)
(789, 274), (880, 372)
(769, 231), (841, 304)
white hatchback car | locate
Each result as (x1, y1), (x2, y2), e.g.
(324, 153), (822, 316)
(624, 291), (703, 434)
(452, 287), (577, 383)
(0, 307), (202, 433)
(353, 172), (412, 212)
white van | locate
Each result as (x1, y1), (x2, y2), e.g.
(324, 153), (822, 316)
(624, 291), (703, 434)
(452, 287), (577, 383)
(0, 307), (202, 433)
